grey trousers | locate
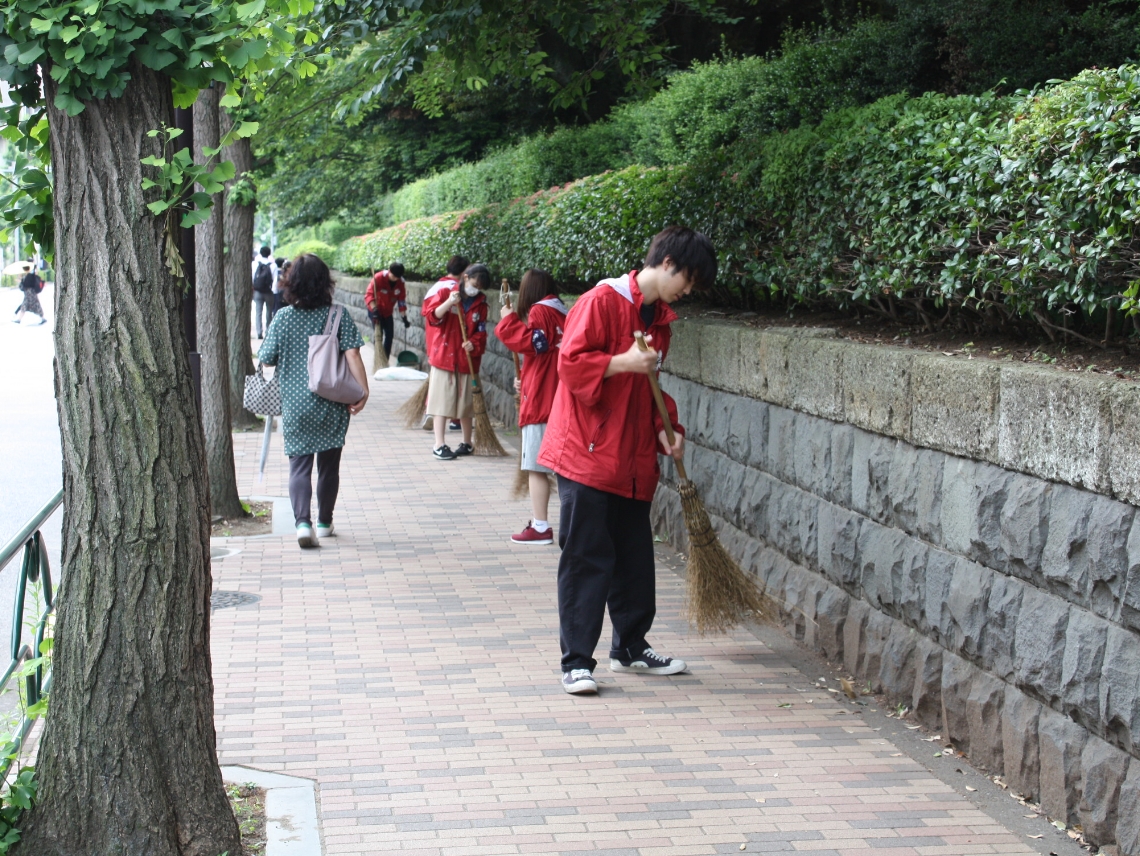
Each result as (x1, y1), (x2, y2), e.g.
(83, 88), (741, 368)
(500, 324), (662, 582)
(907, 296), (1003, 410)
(253, 291), (271, 337)
(288, 447), (343, 526)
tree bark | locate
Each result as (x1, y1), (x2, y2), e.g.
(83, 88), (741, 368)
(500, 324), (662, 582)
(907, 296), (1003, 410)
(16, 62), (241, 856)
(219, 110), (259, 429)
(194, 87), (244, 519)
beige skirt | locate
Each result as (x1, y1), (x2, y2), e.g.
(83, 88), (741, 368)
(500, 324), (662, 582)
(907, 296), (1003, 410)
(426, 365), (474, 419)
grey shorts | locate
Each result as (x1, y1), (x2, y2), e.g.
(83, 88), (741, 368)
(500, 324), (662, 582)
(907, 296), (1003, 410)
(521, 423), (553, 473)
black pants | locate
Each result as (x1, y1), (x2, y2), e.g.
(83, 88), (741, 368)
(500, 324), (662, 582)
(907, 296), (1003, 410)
(288, 447), (343, 525)
(557, 475), (656, 672)
(377, 314), (395, 360)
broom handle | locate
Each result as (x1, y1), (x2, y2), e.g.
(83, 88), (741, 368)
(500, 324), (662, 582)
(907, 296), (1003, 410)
(454, 289), (480, 384)
(501, 280), (522, 380)
(633, 331), (688, 481)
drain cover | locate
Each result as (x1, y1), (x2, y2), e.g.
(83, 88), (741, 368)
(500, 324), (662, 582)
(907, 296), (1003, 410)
(211, 590), (261, 611)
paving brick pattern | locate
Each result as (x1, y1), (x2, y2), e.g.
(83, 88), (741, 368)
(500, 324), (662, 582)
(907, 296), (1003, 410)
(212, 364), (1036, 856)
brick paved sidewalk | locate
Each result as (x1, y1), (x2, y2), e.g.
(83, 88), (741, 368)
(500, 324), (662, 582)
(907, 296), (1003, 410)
(212, 360), (1037, 856)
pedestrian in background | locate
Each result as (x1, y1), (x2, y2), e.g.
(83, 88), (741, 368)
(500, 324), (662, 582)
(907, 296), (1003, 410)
(251, 246), (277, 339)
(11, 267), (45, 325)
(258, 254), (369, 548)
(272, 256), (287, 323)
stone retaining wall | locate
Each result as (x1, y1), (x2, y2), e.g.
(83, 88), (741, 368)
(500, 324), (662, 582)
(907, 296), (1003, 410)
(651, 324), (1140, 855)
(340, 273), (1140, 854)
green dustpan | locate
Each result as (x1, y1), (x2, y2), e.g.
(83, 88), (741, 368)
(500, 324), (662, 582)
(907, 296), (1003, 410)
(396, 350), (420, 368)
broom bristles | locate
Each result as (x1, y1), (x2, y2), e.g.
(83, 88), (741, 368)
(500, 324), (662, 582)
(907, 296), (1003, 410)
(396, 379), (429, 428)
(677, 479), (773, 635)
(471, 381), (509, 457)
(511, 461), (531, 499)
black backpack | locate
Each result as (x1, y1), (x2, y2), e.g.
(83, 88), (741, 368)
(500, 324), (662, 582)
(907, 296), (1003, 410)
(253, 261), (273, 293)
(19, 272), (41, 292)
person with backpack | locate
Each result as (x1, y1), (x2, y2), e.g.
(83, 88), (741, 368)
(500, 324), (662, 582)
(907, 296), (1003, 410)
(11, 266), (45, 325)
(251, 246), (277, 339)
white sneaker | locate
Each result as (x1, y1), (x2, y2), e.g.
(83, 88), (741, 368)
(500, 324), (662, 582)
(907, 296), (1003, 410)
(316, 522), (334, 539)
(562, 669), (598, 694)
(296, 523), (316, 548)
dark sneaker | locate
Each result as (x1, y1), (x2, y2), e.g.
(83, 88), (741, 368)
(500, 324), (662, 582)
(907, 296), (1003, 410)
(449, 419), (462, 430)
(433, 444), (457, 461)
(454, 442), (474, 456)
(610, 647), (687, 675)
(562, 669), (597, 694)
(511, 522), (554, 545)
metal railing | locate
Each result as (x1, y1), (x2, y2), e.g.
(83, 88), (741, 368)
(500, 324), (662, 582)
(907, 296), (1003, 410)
(0, 489), (60, 778)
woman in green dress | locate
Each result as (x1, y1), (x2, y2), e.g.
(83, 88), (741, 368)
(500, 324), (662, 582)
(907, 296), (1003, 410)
(259, 254), (369, 548)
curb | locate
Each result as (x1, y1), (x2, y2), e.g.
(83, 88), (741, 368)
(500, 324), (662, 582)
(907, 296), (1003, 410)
(221, 766), (322, 855)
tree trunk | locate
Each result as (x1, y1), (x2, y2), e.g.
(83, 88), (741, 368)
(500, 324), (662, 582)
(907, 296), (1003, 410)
(195, 87), (244, 519)
(219, 110), (259, 429)
(16, 62), (241, 856)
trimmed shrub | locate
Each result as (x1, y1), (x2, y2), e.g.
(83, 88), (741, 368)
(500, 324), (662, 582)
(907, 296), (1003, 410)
(340, 66), (1140, 332)
(276, 239), (337, 262)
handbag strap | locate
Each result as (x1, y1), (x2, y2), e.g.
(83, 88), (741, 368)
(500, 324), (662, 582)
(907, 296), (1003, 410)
(322, 305), (343, 338)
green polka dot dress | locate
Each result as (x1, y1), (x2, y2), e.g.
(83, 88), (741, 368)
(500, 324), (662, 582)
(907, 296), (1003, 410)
(258, 304), (364, 457)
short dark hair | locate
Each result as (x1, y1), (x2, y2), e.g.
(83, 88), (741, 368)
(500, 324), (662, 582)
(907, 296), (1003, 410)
(275, 257), (285, 268)
(284, 253), (334, 310)
(644, 226), (717, 290)
(389, 262), (405, 278)
(259, 246), (271, 257)
(463, 263), (491, 291)
(446, 255), (469, 276)
(516, 268), (558, 320)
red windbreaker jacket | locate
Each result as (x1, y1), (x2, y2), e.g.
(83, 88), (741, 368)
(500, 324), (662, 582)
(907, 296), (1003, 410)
(537, 271), (683, 502)
(364, 270), (407, 317)
(422, 278), (489, 374)
(495, 297), (568, 427)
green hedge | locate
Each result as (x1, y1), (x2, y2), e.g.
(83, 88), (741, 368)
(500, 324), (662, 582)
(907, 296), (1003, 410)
(381, 27), (910, 225)
(340, 66), (1140, 330)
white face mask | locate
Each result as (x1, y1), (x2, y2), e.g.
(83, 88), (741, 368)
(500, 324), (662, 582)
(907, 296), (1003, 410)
(463, 284), (480, 297)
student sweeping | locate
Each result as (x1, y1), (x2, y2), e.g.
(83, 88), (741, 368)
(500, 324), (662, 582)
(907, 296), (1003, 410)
(365, 262), (409, 364)
(538, 225), (716, 695)
(421, 258), (489, 460)
(496, 268), (567, 545)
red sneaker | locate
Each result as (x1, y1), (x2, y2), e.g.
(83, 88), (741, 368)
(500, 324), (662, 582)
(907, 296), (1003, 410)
(511, 522), (554, 545)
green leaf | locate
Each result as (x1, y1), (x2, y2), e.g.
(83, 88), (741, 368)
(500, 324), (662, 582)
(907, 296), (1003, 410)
(52, 92), (84, 117)
(225, 38), (268, 70)
(146, 200), (172, 215)
(180, 207), (213, 228)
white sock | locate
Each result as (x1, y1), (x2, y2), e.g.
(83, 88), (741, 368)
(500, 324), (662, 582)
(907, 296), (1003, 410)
(532, 519), (550, 533)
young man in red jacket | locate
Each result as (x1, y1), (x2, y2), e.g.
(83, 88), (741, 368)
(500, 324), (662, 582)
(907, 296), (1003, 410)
(538, 226), (716, 694)
(364, 262), (408, 365)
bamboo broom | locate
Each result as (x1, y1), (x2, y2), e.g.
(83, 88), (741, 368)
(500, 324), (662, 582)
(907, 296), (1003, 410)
(456, 296), (509, 457)
(634, 332), (771, 634)
(394, 296), (431, 428)
(370, 269), (385, 375)
(396, 379), (429, 428)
